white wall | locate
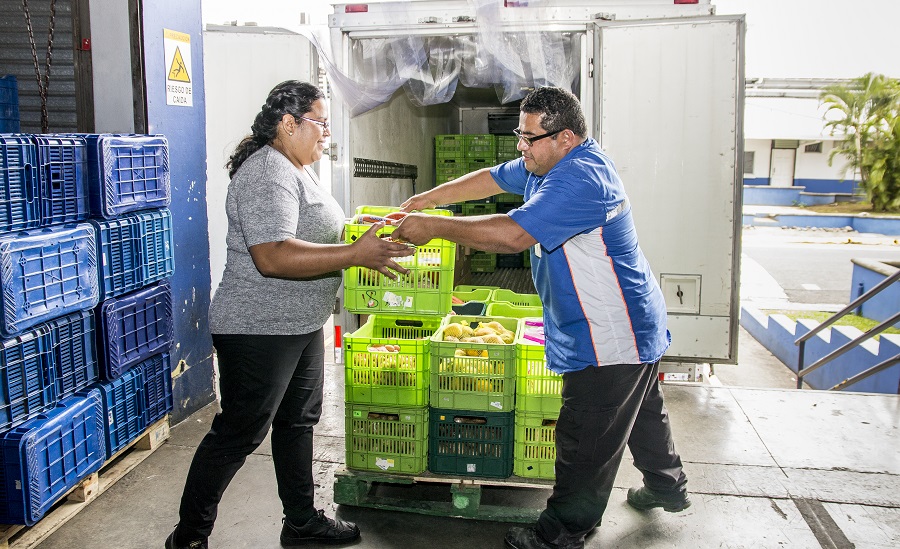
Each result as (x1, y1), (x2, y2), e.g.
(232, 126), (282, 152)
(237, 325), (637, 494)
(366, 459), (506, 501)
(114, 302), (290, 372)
(744, 139), (770, 180)
(796, 140), (846, 180)
(203, 28), (316, 296)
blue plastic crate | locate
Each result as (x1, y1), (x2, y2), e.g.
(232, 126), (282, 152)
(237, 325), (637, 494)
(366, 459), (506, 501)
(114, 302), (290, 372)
(84, 134), (170, 218)
(34, 134), (89, 225)
(92, 366), (145, 460)
(0, 223), (100, 337)
(44, 310), (98, 399)
(0, 76), (20, 133)
(141, 353), (172, 425)
(0, 328), (55, 431)
(98, 281), (173, 380)
(91, 209), (174, 300)
(0, 389), (105, 525)
(0, 134), (40, 233)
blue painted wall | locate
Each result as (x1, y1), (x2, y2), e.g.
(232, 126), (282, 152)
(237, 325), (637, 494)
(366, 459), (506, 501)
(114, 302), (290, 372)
(743, 185), (802, 206)
(851, 263), (900, 328)
(795, 178), (858, 194)
(142, 1), (215, 424)
(743, 177), (770, 186)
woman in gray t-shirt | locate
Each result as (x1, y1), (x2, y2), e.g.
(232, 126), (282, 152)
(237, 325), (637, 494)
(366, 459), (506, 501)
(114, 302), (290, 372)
(166, 81), (412, 549)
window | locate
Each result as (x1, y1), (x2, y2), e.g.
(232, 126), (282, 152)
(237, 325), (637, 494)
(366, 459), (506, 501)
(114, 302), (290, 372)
(804, 142), (823, 153)
(743, 151), (755, 174)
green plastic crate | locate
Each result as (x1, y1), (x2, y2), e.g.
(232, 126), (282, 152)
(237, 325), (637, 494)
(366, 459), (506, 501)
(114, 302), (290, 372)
(344, 208), (455, 315)
(429, 408), (514, 478)
(491, 289), (542, 307)
(344, 314), (443, 407)
(497, 135), (519, 159)
(429, 315), (520, 412)
(495, 191), (522, 203)
(435, 134), (466, 157)
(461, 202), (497, 216)
(467, 158), (492, 173)
(515, 339), (562, 414)
(470, 252), (496, 274)
(345, 403), (428, 474)
(465, 134), (496, 160)
(513, 410), (558, 480)
(452, 288), (493, 303)
(485, 301), (543, 319)
(454, 285), (499, 293)
(435, 157), (468, 184)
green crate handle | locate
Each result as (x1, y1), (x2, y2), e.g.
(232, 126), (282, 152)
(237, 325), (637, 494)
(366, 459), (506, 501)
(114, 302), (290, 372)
(368, 412), (400, 421)
(542, 418), (557, 427)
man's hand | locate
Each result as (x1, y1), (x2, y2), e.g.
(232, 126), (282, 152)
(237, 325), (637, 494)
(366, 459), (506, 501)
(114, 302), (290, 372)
(391, 213), (435, 246)
(399, 193), (437, 213)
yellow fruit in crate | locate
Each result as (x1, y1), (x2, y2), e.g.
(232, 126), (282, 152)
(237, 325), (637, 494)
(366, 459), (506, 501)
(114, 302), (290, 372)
(454, 349), (467, 357)
(475, 379), (493, 393)
(485, 321), (505, 331)
(443, 324), (464, 339)
(466, 348), (482, 357)
(481, 334), (504, 345)
(474, 326), (496, 337)
(481, 349), (489, 358)
(444, 335), (460, 343)
(460, 325), (475, 338)
(499, 331), (515, 344)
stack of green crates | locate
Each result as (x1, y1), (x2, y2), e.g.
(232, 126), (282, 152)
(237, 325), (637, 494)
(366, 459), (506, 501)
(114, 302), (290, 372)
(427, 315), (520, 478)
(513, 316), (560, 480)
(344, 314), (443, 475)
(435, 135), (468, 185)
(343, 205), (460, 476)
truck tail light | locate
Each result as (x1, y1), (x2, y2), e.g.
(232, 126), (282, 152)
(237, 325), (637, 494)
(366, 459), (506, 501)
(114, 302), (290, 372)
(674, 0), (700, 4)
(345, 4), (368, 12)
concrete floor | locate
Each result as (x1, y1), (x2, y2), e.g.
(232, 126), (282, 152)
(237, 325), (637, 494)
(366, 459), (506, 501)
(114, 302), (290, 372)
(36, 333), (899, 549)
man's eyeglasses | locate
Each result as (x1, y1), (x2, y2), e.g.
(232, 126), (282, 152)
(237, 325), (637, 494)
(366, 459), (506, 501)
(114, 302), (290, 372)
(296, 116), (330, 132)
(513, 127), (563, 147)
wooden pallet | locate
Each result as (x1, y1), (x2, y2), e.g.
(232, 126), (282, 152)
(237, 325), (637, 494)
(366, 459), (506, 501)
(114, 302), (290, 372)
(333, 468), (553, 523)
(0, 416), (171, 549)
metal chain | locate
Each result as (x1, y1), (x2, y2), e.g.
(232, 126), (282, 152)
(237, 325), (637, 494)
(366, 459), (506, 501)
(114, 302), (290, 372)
(22, 0), (57, 133)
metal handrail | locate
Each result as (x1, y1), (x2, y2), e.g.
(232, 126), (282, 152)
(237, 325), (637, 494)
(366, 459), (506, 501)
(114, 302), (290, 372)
(796, 269), (900, 389)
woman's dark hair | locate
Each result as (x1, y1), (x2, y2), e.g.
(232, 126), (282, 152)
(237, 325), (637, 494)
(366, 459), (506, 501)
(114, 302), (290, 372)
(226, 80), (325, 178)
(520, 87), (588, 138)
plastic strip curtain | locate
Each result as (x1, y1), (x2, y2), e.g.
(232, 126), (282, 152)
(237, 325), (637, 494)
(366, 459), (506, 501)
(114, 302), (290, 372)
(299, 1), (579, 116)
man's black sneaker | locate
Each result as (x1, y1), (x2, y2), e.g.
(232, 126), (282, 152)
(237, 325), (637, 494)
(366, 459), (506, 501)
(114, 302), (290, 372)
(626, 486), (692, 512)
(164, 530), (208, 549)
(280, 510), (360, 546)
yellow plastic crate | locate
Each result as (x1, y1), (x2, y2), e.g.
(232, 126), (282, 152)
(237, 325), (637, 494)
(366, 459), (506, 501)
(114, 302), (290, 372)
(485, 301), (543, 319)
(491, 289), (542, 307)
(515, 338), (562, 414)
(344, 207), (455, 315)
(429, 315), (521, 412)
(345, 403), (428, 474)
(513, 410), (558, 480)
(344, 314), (443, 407)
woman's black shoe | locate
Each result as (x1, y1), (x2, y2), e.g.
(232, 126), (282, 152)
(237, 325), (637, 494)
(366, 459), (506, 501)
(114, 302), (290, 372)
(280, 510), (361, 546)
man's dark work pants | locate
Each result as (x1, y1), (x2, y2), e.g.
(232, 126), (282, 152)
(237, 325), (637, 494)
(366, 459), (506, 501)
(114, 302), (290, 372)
(536, 361), (687, 545)
(177, 331), (325, 540)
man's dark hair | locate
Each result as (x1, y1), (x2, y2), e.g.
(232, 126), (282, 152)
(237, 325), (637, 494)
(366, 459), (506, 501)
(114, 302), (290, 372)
(520, 87), (588, 138)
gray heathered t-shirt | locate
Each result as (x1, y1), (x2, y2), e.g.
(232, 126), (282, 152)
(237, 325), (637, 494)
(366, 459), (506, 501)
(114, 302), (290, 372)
(208, 145), (345, 335)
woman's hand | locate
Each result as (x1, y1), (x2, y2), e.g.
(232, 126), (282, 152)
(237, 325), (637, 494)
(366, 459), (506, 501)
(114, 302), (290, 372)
(350, 222), (415, 279)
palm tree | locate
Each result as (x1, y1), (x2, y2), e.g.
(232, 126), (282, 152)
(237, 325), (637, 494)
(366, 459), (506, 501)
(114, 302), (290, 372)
(820, 73), (900, 211)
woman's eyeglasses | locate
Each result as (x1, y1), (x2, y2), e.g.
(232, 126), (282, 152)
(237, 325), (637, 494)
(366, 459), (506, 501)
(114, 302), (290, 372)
(513, 127), (563, 147)
(296, 116), (330, 132)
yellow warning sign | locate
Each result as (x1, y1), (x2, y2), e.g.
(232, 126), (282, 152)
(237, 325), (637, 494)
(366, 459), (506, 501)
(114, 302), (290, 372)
(167, 47), (190, 83)
(163, 28), (192, 107)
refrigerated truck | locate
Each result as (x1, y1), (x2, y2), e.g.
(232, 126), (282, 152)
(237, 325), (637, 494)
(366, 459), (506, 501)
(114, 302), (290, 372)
(321, 0), (745, 369)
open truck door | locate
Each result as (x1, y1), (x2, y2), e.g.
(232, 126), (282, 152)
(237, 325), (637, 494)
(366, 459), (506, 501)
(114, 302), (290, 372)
(590, 16), (745, 365)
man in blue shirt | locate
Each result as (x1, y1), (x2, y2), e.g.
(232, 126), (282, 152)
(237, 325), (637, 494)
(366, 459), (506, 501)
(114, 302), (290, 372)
(394, 87), (689, 549)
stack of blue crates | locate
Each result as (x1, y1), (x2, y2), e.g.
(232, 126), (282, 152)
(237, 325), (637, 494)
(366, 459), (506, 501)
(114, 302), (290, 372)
(0, 131), (174, 525)
(0, 77), (19, 134)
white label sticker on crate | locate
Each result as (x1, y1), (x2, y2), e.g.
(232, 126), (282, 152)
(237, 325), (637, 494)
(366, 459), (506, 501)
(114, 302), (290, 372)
(467, 464), (476, 473)
(490, 401), (503, 410)
(383, 292), (402, 307)
(404, 296), (414, 308)
(375, 457), (395, 471)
